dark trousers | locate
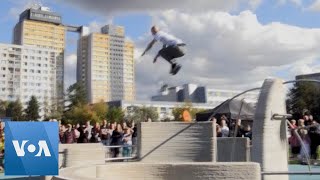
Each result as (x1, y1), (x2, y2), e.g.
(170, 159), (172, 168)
(158, 45), (185, 64)
(310, 134), (319, 159)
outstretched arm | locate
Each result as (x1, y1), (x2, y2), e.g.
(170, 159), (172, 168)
(141, 39), (156, 56)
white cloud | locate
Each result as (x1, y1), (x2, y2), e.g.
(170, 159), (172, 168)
(64, 54), (77, 90)
(285, 59), (320, 78)
(88, 18), (113, 33)
(308, 0), (320, 12)
(278, 0), (302, 6)
(134, 10), (320, 100)
(58, 0), (262, 15)
(8, 0), (36, 20)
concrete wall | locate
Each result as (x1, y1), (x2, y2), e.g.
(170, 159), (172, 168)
(217, 138), (250, 162)
(55, 162), (261, 180)
(59, 144), (105, 168)
(251, 79), (288, 180)
(138, 122), (216, 162)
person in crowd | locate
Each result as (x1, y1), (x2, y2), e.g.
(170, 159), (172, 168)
(122, 121), (128, 130)
(290, 119), (297, 129)
(64, 124), (76, 144)
(77, 124), (86, 143)
(216, 123), (222, 137)
(288, 119), (300, 157)
(231, 119), (244, 137)
(110, 124), (124, 158)
(100, 120), (109, 146)
(131, 121), (138, 155)
(59, 125), (66, 143)
(107, 123), (115, 146)
(84, 121), (92, 142)
(236, 119), (245, 137)
(90, 122), (101, 143)
(243, 124), (252, 140)
(304, 115), (312, 126)
(73, 123), (80, 142)
(298, 119), (305, 128)
(298, 129), (311, 164)
(220, 119), (229, 137)
(122, 128), (133, 157)
(307, 120), (320, 161)
(211, 117), (221, 137)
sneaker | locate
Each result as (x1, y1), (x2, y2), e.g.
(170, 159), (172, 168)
(172, 65), (181, 75)
(170, 64), (177, 74)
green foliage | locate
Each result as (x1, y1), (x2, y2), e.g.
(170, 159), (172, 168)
(106, 107), (125, 123)
(126, 106), (159, 122)
(43, 103), (63, 121)
(64, 104), (99, 124)
(25, 96), (40, 120)
(6, 99), (24, 121)
(66, 82), (87, 109)
(0, 100), (8, 117)
(172, 102), (205, 121)
(92, 100), (108, 121)
(48, 103), (63, 120)
(287, 82), (320, 119)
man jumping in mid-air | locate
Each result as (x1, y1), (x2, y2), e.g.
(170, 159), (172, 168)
(141, 26), (186, 75)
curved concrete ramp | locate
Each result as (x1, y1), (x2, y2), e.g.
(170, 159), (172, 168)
(54, 162), (261, 180)
(251, 78), (288, 180)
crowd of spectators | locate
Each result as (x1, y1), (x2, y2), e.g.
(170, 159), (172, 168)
(58, 120), (137, 158)
(288, 114), (320, 164)
(214, 115), (253, 140)
(0, 113), (317, 168)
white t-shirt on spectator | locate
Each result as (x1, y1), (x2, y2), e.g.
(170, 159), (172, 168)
(221, 126), (229, 137)
(153, 31), (183, 47)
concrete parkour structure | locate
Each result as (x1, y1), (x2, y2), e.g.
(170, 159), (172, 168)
(54, 78), (291, 180)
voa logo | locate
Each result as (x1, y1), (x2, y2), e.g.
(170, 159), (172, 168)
(12, 140), (51, 157)
(5, 122), (59, 175)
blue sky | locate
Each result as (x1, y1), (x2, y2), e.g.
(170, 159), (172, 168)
(0, 0), (319, 52)
(255, 0), (320, 28)
(0, 0), (152, 52)
(1, 0), (320, 98)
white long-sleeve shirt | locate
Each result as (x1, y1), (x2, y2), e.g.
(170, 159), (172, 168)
(153, 31), (183, 46)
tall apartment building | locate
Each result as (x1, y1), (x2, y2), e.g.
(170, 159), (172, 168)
(0, 44), (59, 119)
(12, 6), (65, 105)
(77, 25), (135, 104)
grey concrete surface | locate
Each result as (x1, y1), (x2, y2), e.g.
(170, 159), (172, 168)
(55, 162), (261, 180)
(217, 137), (250, 162)
(251, 79), (288, 180)
(138, 122), (216, 162)
(59, 144), (105, 168)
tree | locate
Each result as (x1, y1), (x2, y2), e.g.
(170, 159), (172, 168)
(6, 99), (24, 121)
(25, 96), (40, 120)
(287, 82), (320, 119)
(0, 100), (8, 117)
(65, 82), (87, 110)
(49, 103), (63, 120)
(172, 102), (204, 121)
(106, 107), (125, 123)
(126, 106), (159, 122)
(64, 104), (99, 125)
(91, 100), (108, 122)
(44, 102), (63, 121)
(172, 106), (185, 121)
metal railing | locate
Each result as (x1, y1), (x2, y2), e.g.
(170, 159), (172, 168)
(262, 171), (320, 175)
(104, 144), (138, 162)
